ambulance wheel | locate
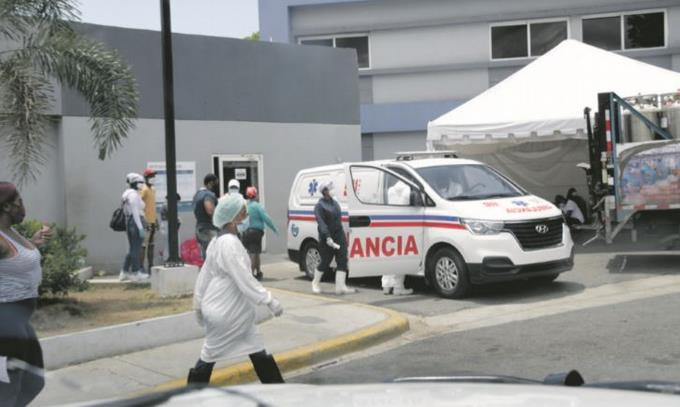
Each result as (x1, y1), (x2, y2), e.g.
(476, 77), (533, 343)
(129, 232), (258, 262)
(428, 247), (470, 299)
(301, 241), (322, 280)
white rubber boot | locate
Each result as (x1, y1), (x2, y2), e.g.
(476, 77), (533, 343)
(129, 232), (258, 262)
(392, 275), (413, 296)
(311, 270), (324, 294)
(335, 271), (357, 295)
(381, 275), (394, 295)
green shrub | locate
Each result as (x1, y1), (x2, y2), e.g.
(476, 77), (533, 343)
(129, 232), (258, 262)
(15, 219), (89, 297)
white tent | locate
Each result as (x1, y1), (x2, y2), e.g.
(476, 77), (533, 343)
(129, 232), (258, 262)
(426, 39), (680, 201)
(427, 39), (680, 150)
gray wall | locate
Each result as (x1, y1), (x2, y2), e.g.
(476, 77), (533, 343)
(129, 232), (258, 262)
(274, 0), (680, 134)
(61, 117), (360, 271)
(0, 122), (66, 226)
(1, 23), (363, 271)
(64, 24), (359, 125)
(371, 131), (428, 160)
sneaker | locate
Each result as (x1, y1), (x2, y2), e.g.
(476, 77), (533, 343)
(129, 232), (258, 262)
(119, 271), (130, 282)
(133, 271), (150, 281)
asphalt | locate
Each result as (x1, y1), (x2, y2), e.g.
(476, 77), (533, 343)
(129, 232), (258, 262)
(34, 286), (408, 406)
(292, 292), (680, 385)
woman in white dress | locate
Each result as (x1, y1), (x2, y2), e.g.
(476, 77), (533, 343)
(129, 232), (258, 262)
(188, 193), (284, 385)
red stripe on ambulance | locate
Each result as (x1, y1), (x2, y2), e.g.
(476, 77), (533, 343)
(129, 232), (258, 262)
(350, 235), (419, 258)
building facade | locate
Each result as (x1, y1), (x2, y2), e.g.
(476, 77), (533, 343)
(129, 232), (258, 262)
(0, 23), (361, 271)
(260, 0), (680, 160)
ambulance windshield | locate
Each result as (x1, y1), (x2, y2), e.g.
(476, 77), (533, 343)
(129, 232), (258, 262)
(416, 164), (526, 201)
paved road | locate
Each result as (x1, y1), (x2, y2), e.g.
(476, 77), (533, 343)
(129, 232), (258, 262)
(262, 244), (680, 317)
(292, 292), (680, 384)
(258, 239), (680, 386)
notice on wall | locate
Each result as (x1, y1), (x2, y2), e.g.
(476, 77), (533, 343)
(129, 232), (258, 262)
(235, 168), (247, 180)
(147, 161), (196, 211)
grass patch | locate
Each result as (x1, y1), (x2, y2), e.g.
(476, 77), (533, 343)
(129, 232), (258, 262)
(32, 284), (193, 337)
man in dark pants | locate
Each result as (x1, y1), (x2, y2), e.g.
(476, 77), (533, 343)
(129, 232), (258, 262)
(311, 180), (356, 295)
(192, 174), (219, 260)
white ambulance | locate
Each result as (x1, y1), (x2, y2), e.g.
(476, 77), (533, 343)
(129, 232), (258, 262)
(287, 151), (574, 299)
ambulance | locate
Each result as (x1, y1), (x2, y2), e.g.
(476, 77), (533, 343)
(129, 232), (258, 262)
(287, 151), (574, 299)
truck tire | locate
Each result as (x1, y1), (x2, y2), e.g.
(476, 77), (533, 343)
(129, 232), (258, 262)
(427, 247), (471, 299)
(301, 240), (321, 280)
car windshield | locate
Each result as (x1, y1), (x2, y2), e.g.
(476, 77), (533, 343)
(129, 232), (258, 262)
(416, 164), (526, 201)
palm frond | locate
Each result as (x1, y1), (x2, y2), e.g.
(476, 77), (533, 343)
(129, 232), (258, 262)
(28, 32), (139, 159)
(0, 56), (53, 186)
(0, 0), (78, 40)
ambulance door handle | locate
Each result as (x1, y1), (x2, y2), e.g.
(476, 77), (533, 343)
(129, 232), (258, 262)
(349, 216), (371, 228)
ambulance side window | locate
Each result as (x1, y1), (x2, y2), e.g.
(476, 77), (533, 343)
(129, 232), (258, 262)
(388, 166), (436, 207)
(350, 166), (412, 206)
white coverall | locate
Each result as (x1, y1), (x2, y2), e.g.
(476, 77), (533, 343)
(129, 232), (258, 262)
(382, 181), (412, 293)
(193, 233), (273, 362)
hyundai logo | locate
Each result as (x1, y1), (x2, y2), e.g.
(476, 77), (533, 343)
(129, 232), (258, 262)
(535, 224), (549, 234)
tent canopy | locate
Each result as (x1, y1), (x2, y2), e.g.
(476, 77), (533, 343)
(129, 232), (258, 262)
(427, 40), (680, 147)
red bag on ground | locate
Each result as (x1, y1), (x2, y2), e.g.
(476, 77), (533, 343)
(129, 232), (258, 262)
(181, 238), (204, 267)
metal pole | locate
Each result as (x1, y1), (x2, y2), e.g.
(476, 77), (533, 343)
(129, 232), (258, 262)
(160, 0), (181, 265)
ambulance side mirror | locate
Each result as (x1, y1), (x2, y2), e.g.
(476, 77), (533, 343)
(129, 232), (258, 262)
(410, 188), (425, 207)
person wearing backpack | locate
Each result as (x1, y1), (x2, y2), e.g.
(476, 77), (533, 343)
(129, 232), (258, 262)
(120, 173), (148, 282)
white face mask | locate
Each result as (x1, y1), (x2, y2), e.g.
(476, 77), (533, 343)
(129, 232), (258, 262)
(136, 183), (144, 191)
(147, 179), (154, 186)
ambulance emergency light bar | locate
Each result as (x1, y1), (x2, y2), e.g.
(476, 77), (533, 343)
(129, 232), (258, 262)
(395, 150), (458, 161)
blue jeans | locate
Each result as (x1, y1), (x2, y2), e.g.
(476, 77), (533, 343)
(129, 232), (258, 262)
(123, 216), (144, 273)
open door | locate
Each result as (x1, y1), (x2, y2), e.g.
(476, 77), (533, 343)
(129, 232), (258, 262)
(345, 164), (425, 278)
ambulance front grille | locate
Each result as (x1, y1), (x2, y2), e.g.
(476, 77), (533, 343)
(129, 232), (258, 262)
(503, 217), (564, 250)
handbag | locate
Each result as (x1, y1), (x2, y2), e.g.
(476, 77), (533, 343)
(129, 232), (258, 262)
(109, 200), (127, 232)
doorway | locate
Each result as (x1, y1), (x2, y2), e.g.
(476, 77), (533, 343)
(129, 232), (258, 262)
(212, 154), (267, 249)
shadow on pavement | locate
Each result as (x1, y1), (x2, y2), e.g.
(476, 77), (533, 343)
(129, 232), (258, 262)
(607, 254), (680, 274)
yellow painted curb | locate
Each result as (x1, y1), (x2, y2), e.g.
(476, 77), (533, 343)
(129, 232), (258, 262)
(147, 288), (409, 393)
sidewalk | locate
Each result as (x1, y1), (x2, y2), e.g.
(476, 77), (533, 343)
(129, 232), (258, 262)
(34, 288), (409, 406)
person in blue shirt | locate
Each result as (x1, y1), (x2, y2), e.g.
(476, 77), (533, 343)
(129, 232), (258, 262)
(242, 187), (278, 280)
(192, 174), (219, 260)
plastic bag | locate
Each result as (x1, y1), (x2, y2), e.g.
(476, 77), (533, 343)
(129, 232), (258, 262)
(181, 238), (204, 267)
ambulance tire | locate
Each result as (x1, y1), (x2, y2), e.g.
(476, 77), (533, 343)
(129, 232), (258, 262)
(301, 240), (322, 280)
(428, 247), (470, 299)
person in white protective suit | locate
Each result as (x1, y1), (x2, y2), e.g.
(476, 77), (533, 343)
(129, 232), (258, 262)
(188, 193), (285, 385)
(382, 180), (414, 295)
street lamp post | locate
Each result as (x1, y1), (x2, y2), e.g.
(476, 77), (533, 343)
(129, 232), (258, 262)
(160, 0), (182, 265)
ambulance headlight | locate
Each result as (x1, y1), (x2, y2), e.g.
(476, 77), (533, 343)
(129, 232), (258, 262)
(461, 219), (504, 235)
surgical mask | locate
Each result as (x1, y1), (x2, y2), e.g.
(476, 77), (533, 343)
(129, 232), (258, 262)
(147, 179), (155, 186)
(136, 183), (144, 191)
(3, 202), (25, 225)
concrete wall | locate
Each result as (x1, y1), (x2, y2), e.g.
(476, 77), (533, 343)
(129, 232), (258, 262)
(371, 131), (427, 160)
(66, 24), (359, 125)
(61, 117), (360, 271)
(265, 0), (680, 135)
(0, 122), (66, 226)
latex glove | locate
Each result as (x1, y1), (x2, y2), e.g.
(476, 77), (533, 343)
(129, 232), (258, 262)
(326, 237), (341, 250)
(195, 309), (205, 326)
(267, 297), (283, 317)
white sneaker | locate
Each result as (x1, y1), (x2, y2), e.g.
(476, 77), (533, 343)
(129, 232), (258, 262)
(119, 271), (130, 282)
(133, 271), (149, 281)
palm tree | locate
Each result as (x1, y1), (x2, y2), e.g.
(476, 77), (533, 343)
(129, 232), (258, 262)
(0, 0), (139, 186)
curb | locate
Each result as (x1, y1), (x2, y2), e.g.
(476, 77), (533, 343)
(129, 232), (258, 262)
(149, 289), (410, 392)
